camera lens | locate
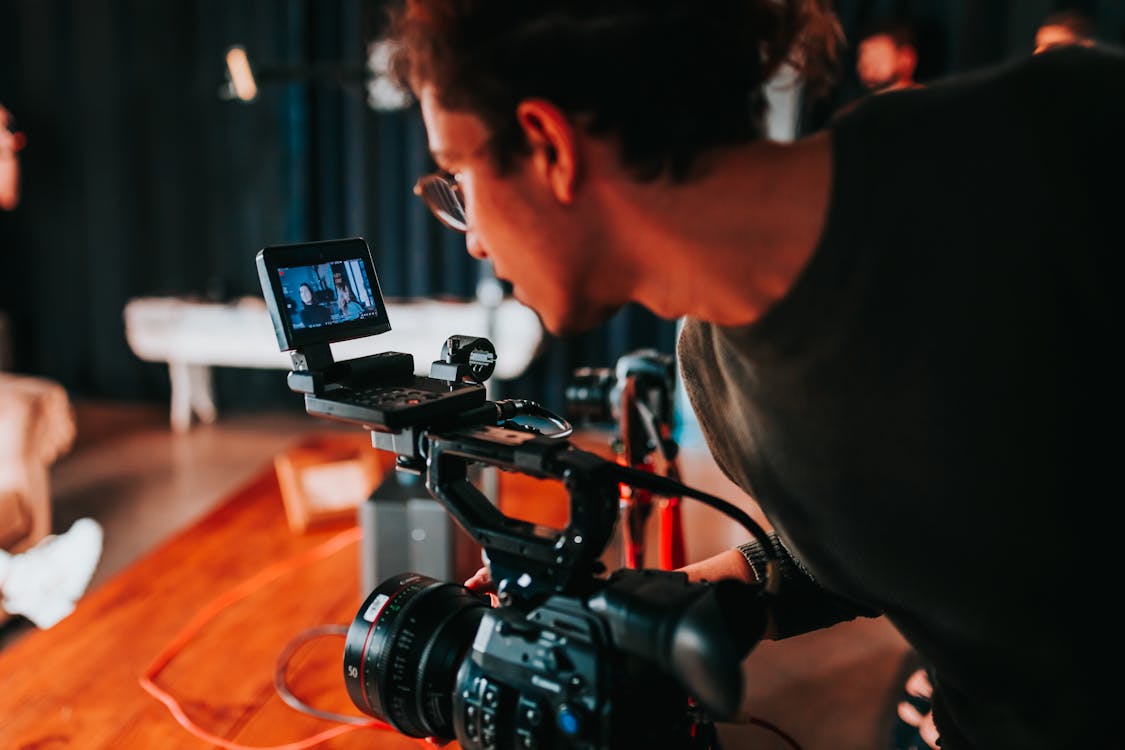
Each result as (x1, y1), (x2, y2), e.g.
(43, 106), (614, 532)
(344, 572), (488, 739)
(565, 368), (615, 424)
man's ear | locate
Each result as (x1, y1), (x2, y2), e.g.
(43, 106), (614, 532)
(515, 98), (578, 205)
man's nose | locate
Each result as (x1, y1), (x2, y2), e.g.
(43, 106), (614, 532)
(466, 230), (489, 261)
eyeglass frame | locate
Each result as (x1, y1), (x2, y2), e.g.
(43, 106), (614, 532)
(413, 171), (469, 233)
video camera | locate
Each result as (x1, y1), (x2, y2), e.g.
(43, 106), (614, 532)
(256, 237), (779, 749)
(566, 350), (676, 432)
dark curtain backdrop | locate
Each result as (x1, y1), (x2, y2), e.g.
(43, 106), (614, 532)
(1, 0), (1122, 416)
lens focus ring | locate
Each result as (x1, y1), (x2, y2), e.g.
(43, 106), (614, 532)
(344, 572), (488, 739)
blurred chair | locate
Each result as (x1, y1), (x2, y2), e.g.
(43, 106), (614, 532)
(0, 374), (75, 556)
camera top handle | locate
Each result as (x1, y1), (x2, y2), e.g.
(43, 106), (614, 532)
(374, 418), (780, 610)
(384, 424), (621, 607)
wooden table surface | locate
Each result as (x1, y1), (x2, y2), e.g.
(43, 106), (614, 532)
(0, 434), (470, 750)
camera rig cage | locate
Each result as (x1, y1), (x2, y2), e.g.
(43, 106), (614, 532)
(256, 237), (783, 746)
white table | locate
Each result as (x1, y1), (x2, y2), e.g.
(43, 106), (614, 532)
(123, 296), (544, 432)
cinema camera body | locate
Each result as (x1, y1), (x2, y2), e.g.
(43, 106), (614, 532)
(256, 237), (777, 750)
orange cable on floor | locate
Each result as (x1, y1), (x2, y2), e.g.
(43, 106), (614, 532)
(138, 524), (426, 750)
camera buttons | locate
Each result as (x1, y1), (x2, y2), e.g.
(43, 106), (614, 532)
(556, 704), (584, 737)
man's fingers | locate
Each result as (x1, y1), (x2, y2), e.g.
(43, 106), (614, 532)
(464, 566), (494, 591)
(897, 700), (926, 728)
(897, 668), (940, 748)
(905, 668), (934, 699)
(918, 711), (941, 749)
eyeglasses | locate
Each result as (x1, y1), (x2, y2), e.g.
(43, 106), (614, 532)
(414, 173), (468, 233)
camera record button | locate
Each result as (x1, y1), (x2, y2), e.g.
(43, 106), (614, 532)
(556, 704), (585, 737)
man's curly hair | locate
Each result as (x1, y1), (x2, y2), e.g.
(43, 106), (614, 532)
(385, 0), (842, 181)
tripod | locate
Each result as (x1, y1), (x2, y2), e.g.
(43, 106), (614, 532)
(616, 372), (686, 571)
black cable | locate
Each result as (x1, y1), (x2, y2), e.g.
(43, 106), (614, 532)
(500, 399), (574, 438)
(448, 399), (778, 591)
(604, 461), (781, 595)
(453, 398), (574, 437)
(274, 624), (371, 725)
(472, 400), (777, 589)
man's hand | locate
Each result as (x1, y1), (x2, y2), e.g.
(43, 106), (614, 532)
(676, 548), (759, 584)
(897, 668), (940, 749)
(464, 565), (500, 607)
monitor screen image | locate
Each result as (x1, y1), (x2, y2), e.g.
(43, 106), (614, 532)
(276, 258), (380, 332)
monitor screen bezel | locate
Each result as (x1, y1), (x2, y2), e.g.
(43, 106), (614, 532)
(257, 237), (392, 351)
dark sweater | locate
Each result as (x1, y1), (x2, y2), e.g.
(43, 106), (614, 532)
(678, 45), (1124, 750)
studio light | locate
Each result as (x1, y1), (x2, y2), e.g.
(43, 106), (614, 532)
(223, 46), (258, 102)
(220, 42), (412, 111)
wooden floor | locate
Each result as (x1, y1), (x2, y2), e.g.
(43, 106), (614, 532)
(0, 399), (915, 750)
(0, 441), (427, 750)
(0, 400), (344, 651)
(51, 401), (350, 592)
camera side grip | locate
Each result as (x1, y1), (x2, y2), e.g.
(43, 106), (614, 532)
(424, 426), (621, 605)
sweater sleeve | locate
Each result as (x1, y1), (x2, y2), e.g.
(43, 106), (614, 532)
(737, 532), (880, 639)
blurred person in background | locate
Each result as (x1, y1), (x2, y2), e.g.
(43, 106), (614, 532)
(0, 519), (104, 630)
(832, 18), (922, 120)
(0, 102), (104, 630)
(856, 19), (921, 93)
(0, 102), (21, 368)
(0, 102), (24, 211)
(1034, 9), (1096, 54)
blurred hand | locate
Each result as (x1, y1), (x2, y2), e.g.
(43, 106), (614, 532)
(897, 668), (940, 749)
(464, 565), (500, 607)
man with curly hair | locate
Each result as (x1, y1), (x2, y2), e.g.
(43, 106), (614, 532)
(384, 2), (1124, 747)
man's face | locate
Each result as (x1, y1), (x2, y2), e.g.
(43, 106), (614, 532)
(857, 34), (900, 91)
(418, 86), (618, 336)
